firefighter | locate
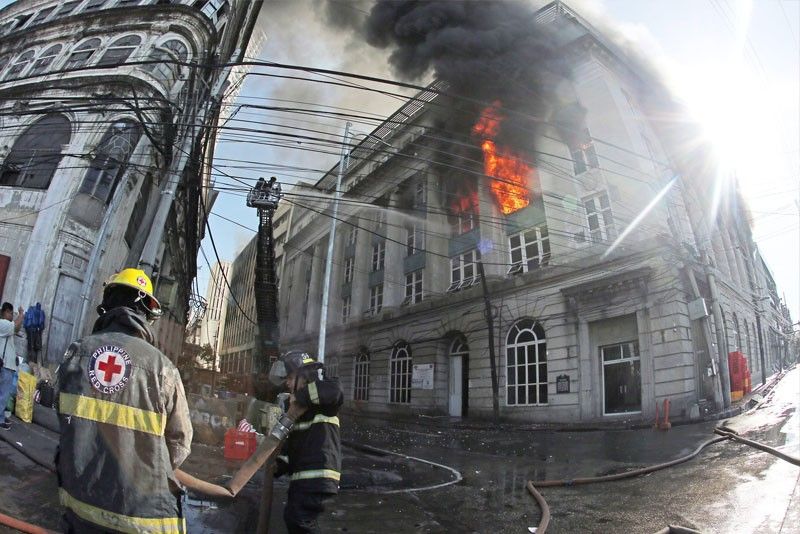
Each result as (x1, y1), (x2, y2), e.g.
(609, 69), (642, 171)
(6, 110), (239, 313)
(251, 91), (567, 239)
(56, 268), (192, 533)
(269, 350), (343, 534)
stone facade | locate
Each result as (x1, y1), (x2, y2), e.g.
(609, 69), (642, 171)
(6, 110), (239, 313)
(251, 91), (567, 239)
(276, 3), (789, 423)
(0, 0), (262, 364)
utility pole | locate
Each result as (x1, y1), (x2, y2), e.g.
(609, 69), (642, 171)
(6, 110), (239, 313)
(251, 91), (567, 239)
(477, 261), (500, 418)
(755, 313), (767, 386)
(317, 122), (351, 364)
(706, 264), (731, 409)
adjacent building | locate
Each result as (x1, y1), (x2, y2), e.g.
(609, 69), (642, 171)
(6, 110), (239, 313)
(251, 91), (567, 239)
(197, 260), (230, 364)
(276, 2), (790, 423)
(0, 0), (262, 364)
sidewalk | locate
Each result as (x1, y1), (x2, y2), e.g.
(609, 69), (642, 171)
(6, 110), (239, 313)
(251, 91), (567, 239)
(341, 367), (791, 435)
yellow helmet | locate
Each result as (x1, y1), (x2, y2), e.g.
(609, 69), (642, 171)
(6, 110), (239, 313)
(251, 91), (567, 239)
(104, 268), (162, 318)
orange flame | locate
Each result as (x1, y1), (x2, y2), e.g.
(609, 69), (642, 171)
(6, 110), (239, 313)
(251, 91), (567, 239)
(472, 101), (532, 215)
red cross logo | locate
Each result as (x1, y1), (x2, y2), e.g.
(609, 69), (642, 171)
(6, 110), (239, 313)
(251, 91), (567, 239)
(98, 355), (123, 383)
(88, 346), (132, 394)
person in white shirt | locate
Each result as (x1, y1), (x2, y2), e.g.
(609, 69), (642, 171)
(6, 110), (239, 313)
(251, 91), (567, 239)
(0, 302), (24, 430)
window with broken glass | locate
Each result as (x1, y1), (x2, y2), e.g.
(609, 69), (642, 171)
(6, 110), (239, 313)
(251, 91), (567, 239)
(0, 114), (71, 189)
(404, 270), (423, 305)
(583, 191), (614, 242)
(4, 49), (35, 80)
(64, 38), (101, 70)
(571, 128), (600, 175)
(97, 35), (141, 66)
(28, 45), (62, 77)
(80, 120), (141, 204)
(508, 227), (551, 274)
(449, 250), (478, 292)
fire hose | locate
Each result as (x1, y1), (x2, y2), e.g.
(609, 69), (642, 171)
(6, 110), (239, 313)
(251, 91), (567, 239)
(525, 426), (800, 533)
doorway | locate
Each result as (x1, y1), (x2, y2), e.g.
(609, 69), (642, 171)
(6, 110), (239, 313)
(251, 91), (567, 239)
(601, 340), (642, 415)
(448, 337), (469, 417)
(46, 274), (82, 365)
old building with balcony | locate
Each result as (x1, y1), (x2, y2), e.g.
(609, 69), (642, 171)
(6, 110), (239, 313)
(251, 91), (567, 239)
(0, 0), (262, 364)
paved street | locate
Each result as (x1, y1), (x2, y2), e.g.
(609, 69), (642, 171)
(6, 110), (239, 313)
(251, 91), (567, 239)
(0, 367), (797, 533)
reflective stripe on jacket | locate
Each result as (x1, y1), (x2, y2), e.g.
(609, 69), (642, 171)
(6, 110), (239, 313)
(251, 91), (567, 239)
(56, 319), (192, 532)
(286, 377), (344, 493)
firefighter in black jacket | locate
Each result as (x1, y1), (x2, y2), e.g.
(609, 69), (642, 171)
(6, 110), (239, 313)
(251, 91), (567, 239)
(269, 350), (343, 534)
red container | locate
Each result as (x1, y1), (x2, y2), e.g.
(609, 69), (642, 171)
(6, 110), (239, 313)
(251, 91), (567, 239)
(728, 352), (744, 394)
(224, 429), (257, 460)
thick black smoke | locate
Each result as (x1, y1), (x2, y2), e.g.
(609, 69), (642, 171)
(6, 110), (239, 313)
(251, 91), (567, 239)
(361, 0), (574, 154)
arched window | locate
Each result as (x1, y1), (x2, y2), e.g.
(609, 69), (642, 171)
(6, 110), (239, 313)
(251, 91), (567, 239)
(733, 313), (742, 351)
(390, 341), (411, 404)
(64, 38), (102, 70)
(353, 349), (370, 401)
(143, 39), (188, 88)
(97, 35), (141, 66)
(0, 114), (71, 189)
(325, 355), (339, 379)
(4, 49), (35, 80)
(506, 319), (547, 406)
(451, 336), (468, 357)
(28, 45), (62, 77)
(79, 120), (141, 204)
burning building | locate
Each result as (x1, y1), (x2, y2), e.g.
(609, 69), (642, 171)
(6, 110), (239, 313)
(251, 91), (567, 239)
(277, 1), (787, 423)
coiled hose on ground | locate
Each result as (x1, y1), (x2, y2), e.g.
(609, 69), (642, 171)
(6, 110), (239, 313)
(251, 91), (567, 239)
(525, 426), (800, 533)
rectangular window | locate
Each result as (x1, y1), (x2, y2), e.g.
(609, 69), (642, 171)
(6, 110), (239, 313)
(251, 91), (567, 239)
(353, 354), (370, 401)
(371, 241), (385, 271)
(375, 210), (386, 232)
(584, 191), (614, 242)
(83, 0), (106, 12)
(368, 284), (383, 315)
(601, 341), (641, 415)
(347, 226), (357, 247)
(341, 296), (351, 324)
(451, 210), (476, 236)
(403, 270), (423, 305)
(28, 7), (54, 26)
(55, 1), (80, 17)
(449, 250), (478, 292)
(344, 257), (354, 284)
(571, 128), (599, 175)
(414, 180), (426, 207)
(508, 227), (551, 274)
(405, 224), (424, 256)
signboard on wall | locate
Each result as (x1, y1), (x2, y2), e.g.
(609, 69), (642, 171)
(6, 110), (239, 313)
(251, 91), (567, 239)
(412, 363), (434, 389)
(556, 374), (570, 394)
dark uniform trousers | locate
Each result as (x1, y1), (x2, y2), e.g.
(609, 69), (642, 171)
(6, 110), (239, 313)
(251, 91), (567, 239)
(283, 377), (344, 534)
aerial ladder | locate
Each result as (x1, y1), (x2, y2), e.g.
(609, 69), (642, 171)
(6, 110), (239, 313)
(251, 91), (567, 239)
(246, 177), (283, 399)
(246, 176), (283, 532)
